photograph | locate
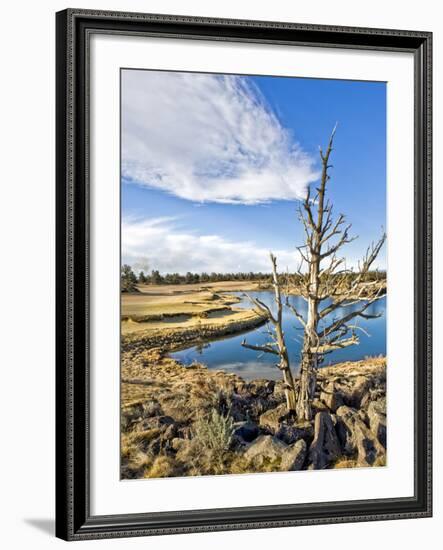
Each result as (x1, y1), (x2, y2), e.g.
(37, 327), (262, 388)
(120, 69), (388, 479)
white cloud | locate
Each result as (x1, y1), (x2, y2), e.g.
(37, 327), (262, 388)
(122, 70), (318, 204)
(122, 217), (300, 274)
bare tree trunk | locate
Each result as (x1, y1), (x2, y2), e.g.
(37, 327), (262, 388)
(242, 253), (297, 413)
(296, 256), (320, 420)
(271, 253), (297, 412)
(281, 356), (297, 411)
(296, 351), (317, 420)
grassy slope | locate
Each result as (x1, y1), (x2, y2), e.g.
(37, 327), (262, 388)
(121, 283), (267, 343)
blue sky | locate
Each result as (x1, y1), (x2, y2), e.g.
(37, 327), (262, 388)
(121, 70), (386, 274)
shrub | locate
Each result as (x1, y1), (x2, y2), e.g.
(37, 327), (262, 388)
(192, 409), (234, 454)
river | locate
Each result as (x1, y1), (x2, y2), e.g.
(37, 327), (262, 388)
(171, 291), (386, 381)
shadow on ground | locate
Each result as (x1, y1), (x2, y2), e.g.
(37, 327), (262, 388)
(24, 518), (54, 536)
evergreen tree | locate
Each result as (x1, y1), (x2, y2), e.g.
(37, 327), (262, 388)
(121, 264), (138, 292)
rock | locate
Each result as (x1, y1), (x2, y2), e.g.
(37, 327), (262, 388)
(336, 406), (359, 447)
(359, 391), (371, 410)
(143, 400), (164, 417)
(367, 399), (387, 448)
(249, 396), (277, 419)
(161, 423), (178, 441)
(259, 403), (288, 432)
(308, 412), (341, 469)
(244, 435), (288, 466)
(354, 425), (384, 467)
(361, 386), (385, 409)
(350, 376), (372, 408)
(121, 401), (162, 431)
(332, 375), (372, 409)
(275, 421), (314, 445)
(281, 439), (307, 471)
(233, 422), (260, 443)
(319, 382), (344, 412)
(357, 409), (368, 424)
(228, 394), (249, 422)
(247, 379), (276, 398)
(336, 405), (385, 466)
(121, 406), (143, 431)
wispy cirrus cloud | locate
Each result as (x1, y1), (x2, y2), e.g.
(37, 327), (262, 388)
(122, 70), (318, 204)
(122, 217), (300, 274)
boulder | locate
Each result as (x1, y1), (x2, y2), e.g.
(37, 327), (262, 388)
(336, 405), (385, 466)
(121, 405), (143, 431)
(367, 399), (387, 448)
(244, 435), (288, 466)
(360, 387), (385, 409)
(228, 394), (249, 422)
(275, 421), (314, 445)
(247, 379), (276, 398)
(308, 412), (341, 469)
(281, 439), (307, 471)
(259, 403), (288, 432)
(233, 422), (260, 443)
(161, 423), (178, 441)
(319, 382), (344, 412)
(349, 376), (373, 408)
(121, 401), (163, 431)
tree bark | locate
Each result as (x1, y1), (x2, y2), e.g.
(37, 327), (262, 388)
(242, 253), (297, 413)
(271, 253), (297, 412)
(296, 351), (317, 420)
(296, 269), (320, 420)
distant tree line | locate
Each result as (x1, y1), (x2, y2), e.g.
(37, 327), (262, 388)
(122, 266), (271, 288)
(121, 263), (385, 291)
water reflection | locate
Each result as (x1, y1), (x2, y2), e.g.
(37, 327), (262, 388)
(172, 291), (386, 381)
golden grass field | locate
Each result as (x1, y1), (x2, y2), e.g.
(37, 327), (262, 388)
(121, 282), (266, 337)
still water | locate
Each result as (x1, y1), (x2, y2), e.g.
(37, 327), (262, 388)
(172, 291), (386, 381)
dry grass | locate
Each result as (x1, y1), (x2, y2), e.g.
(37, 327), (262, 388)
(121, 307), (263, 336)
(121, 286), (242, 319)
(144, 456), (179, 478)
(332, 458), (359, 469)
(121, 282), (267, 343)
(120, 321), (387, 479)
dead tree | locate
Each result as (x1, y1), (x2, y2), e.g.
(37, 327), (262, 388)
(288, 125), (386, 421)
(241, 253), (297, 412)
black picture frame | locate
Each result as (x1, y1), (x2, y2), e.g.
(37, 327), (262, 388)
(55, 8), (432, 541)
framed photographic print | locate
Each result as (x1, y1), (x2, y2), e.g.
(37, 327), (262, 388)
(55, 9), (432, 541)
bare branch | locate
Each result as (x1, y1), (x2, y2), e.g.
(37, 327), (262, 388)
(285, 297), (307, 328)
(243, 293), (277, 324)
(241, 339), (279, 356)
(320, 225), (357, 259)
(321, 299), (383, 339)
(311, 334), (359, 354)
